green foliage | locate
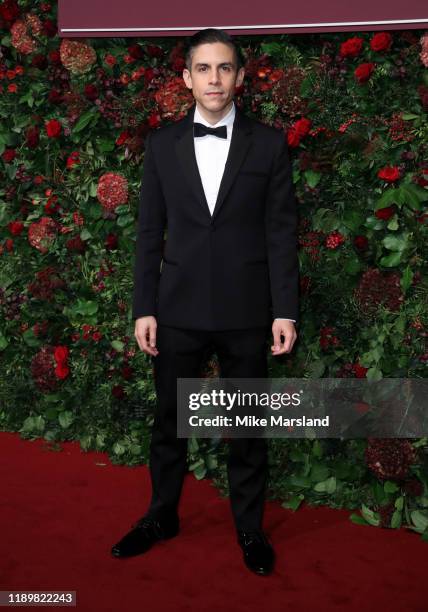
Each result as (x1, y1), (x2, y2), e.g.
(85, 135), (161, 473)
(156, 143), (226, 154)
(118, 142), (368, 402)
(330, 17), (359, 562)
(0, 3), (427, 538)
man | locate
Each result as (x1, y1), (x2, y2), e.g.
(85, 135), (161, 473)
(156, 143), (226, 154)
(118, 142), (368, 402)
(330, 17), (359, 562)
(111, 28), (299, 576)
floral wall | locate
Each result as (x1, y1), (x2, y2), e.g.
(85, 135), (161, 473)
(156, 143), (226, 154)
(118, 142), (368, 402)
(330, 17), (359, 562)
(0, 0), (427, 537)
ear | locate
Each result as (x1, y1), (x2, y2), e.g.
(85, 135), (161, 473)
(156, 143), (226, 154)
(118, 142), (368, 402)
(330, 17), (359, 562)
(236, 66), (245, 88)
(182, 68), (192, 90)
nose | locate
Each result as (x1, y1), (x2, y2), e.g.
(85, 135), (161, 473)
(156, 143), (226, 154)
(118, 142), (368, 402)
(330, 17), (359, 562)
(208, 69), (221, 84)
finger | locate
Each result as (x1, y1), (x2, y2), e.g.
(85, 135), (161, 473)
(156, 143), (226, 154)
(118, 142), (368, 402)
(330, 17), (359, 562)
(271, 328), (282, 352)
(141, 325), (154, 356)
(148, 323), (158, 355)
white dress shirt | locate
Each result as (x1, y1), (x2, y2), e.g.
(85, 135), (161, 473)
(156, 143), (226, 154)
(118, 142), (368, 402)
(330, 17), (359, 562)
(192, 101), (295, 325)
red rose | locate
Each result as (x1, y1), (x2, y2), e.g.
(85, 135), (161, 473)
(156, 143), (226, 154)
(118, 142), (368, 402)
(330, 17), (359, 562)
(370, 32), (393, 52)
(2, 148), (17, 163)
(354, 235), (369, 250)
(25, 125), (39, 148)
(8, 220), (24, 236)
(45, 118), (62, 138)
(287, 128), (301, 148)
(54, 345), (69, 363)
(66, 151), (80, 169)
(148, 113), (161, 128)
(55, 363), (70, 379)
(340, 36), (364, 58)
(377, 165), (400, 182)
(84, 83), (98, 101)
(294, 117), (312, 137)
(375, 205), (395, 220)
(105, 233), (118, 250)
(353, 363), (368, 378)
(354, 62), (375, 83)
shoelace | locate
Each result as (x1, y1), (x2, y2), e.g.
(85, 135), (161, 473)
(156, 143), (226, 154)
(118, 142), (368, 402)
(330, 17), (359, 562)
(238, 529), (269, 546)
(131, 517), (164, 538)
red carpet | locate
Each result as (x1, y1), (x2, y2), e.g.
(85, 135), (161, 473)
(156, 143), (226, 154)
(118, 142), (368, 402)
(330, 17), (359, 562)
(1, 431), (427, 612)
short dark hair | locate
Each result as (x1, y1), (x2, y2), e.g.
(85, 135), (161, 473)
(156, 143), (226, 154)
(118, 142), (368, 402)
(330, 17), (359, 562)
(184, 28), (244, 71)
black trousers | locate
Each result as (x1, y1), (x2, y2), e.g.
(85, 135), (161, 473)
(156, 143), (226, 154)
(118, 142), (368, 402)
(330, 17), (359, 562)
(144, 323), (271, 531)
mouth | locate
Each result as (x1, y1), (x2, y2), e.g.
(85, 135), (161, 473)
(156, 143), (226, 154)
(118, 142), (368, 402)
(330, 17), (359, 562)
(206, 92), (223, 96)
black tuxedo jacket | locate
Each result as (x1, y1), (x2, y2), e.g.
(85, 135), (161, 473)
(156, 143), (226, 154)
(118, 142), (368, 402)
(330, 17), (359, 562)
(132, 102), (299, 330)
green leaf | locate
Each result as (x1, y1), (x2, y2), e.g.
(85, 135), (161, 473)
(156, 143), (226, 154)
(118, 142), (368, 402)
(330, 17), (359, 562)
(343, 210), (364, 231)
(380, 251), (402, 267)
(410, 510), (428, 532)
(304, 170), (321, 188)
(382, 234), (407, 251)
(344, 257), (362, 275)
(313, 476), (336, 494)
(395, 496), (404, 511)
(117, 213), (134, 227)
(384, 480), (399, 494)
(281, 494), (304, 511)
(22, 328), (41, 347)
(113, 442), (126, 455)
(349, 513), (370, 526)
(366, 367), (383, 381)
(375, 188), (399, 210)
(111, 340), (124, 352)
(400, 267), (413, 293)
(58, 410), (74, 429)
(361, 503), (380, 526)
(391, 509), (402, 528)
(386, 217), (399, 231)
(80, 228), (92, 240)
(0, 331), (8, 350)
(73, 109), (100, 134)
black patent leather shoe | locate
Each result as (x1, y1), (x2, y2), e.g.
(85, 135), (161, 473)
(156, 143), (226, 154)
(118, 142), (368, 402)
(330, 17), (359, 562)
(111, 515), (179, 558)
(237, 529), (275, 575)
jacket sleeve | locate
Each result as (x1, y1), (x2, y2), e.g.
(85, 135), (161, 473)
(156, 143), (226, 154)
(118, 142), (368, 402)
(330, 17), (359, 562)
(131, 131), (167, 320)
(265, 131), (299, 323)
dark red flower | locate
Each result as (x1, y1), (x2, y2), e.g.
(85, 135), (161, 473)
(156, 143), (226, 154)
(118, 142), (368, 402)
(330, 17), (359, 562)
(84, 83), (98, 100)
(354, 235), (369, 250)
(105, 233), (118, 250)
(45, 118), (62, 138)
(42, 18), (57, 37)
(375, 205), (395, 220)
(370, 32), (393, 52)
(365, 438), (416, 480)
(340, 36), (364, 58)
(31, 53), (48, 70)
(8, 220), (24, 236)
(354, 62), (375, 83)
(353, 363), (368, 378)
(2, 148), (17, 163)
(48, 88), (63, 104)
(128, 44), (144, 59)
(377, 165), (400, 182)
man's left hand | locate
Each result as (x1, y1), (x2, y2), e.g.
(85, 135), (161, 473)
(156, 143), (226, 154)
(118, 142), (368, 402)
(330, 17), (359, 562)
(271, 320), (297, 356)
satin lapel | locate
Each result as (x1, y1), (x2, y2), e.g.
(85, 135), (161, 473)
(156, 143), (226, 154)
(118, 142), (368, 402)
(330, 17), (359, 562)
(175, 103), (211, 218)
(211, 108), (252, 222)
(174, 103), (253, 221)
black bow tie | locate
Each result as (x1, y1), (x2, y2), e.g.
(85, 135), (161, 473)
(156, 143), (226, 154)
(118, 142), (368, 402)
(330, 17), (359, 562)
(193, 123), (227, 139)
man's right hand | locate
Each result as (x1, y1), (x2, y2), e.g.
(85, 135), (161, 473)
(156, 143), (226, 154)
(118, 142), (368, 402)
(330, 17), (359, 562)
(134, 316), (159, 356)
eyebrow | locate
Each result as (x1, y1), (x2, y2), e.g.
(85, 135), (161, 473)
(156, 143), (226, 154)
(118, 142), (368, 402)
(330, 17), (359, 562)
(194, 62), (234, 68)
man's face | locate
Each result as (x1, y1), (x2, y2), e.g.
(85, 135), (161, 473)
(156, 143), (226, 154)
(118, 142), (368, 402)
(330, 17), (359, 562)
(182, 42), (245, 116)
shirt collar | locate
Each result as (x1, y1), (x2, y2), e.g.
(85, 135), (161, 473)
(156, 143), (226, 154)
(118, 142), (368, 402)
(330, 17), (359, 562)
(193, 101), (235, 129)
